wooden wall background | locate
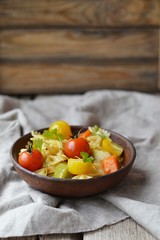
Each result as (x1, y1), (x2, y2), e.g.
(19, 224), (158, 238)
(0, 0), (159, 94)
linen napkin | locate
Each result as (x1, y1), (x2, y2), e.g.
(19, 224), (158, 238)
(0, 90), (160, 239)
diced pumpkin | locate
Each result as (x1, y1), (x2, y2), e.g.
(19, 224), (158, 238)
(102, 155), (120, 174)
(78, 129), (92, 138)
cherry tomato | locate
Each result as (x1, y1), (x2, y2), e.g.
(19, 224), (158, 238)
(102, 138), (123, 157)
(68, 158), (94, 175)
(18, 149), (43, 172)
(64, 138), (90, 158)
(49, 120), (73, 139)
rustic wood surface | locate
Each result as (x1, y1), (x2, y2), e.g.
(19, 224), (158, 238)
(158, 28), (160, 90)
(0, 62), (158, 94)
(1, 29), (158, 59)
(0, 1), (159, 239)
(0, 0), (159, 93)
(0, 0), (159, 27)
(0, 218), (157, 240)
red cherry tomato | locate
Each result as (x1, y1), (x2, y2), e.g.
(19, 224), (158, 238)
(18, 149), (43, 172)
(64, 138), (90, 158)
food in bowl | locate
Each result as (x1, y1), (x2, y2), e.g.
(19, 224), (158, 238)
(11, 122), (136, 197)
(18, 120), (125, 180)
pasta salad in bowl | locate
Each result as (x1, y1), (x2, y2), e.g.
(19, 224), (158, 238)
(11, 120), (136, 197)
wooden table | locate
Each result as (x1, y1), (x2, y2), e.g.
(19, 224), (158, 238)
(0, 1), (159, 239)
(1, 218), (157, 240)
(0, 0), (159, 95)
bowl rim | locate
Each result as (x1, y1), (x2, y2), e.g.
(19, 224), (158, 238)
(10, 126), (136, 183)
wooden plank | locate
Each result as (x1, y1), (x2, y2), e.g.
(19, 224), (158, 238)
(39, 233), (82, 240)
(158, 28), (160, 90)
(0, 62), (158, 94)
(83, 218), (157, 240)
(0, 237), (38, 240)
(0, 234), (82, 240)
(0, 0), (159, 27)
(0, 29), (158, 60)
(0, 220), (157, 240)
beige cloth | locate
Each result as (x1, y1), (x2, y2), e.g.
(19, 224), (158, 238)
(0, 90), (160, 239)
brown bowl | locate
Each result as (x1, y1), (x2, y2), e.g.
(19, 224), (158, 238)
(11, 126), (136, 198)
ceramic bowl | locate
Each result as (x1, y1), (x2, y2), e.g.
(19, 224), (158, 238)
(11, 126), (136, 198)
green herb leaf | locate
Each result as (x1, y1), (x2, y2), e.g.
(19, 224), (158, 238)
(42, 129), (55, 139)
(80, 152), (94, 163)
(32, 138), (43, 151)
(42, 129), (64, 141)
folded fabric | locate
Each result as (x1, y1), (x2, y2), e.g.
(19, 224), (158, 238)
(0, 90), (160, 239)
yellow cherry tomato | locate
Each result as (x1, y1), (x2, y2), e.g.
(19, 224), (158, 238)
(102, 137), (123, 157)
(49, 120), (73, 139)
(67, 158), (94, 175)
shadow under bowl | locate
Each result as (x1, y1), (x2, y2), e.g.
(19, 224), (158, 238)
(11, 126), (136, 198)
